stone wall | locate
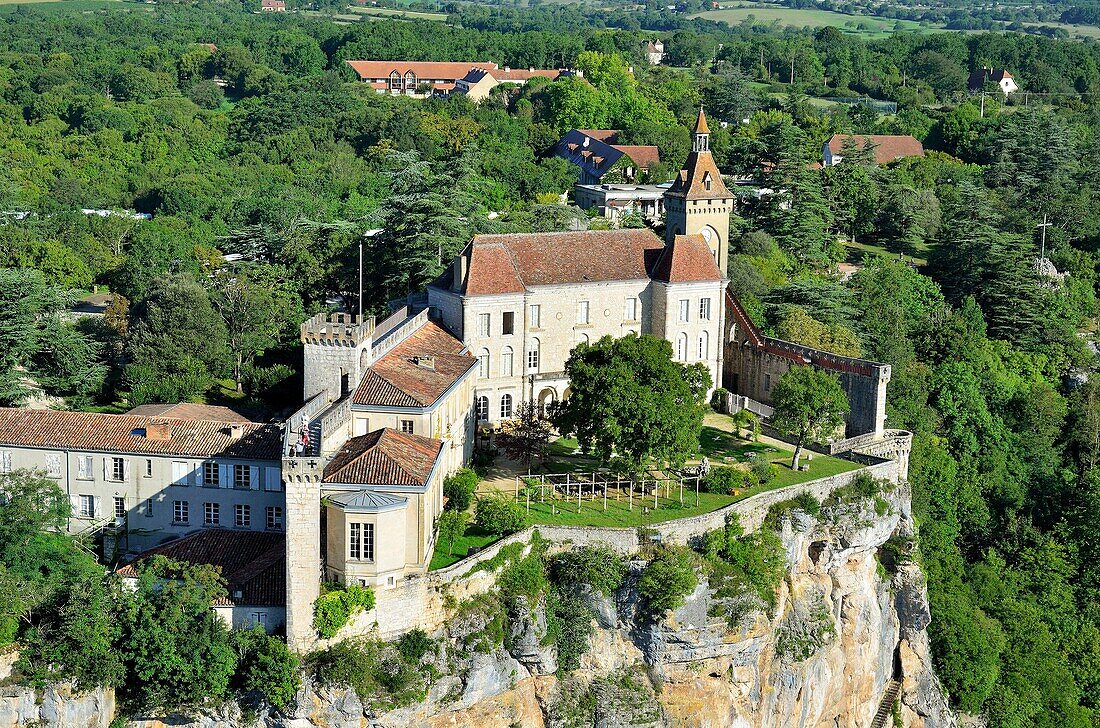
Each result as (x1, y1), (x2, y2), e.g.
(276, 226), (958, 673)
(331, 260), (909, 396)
(321, 455), (902, 646)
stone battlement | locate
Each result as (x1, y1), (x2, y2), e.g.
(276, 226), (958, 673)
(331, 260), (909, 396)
(300, 312), (375, 347)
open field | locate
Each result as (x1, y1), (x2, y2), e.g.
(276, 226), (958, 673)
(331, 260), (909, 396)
(692, 4), (939, 36)
(346, 5), (448, 20)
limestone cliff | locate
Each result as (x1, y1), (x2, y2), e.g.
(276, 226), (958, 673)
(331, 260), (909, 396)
(0, 483), (955, 728)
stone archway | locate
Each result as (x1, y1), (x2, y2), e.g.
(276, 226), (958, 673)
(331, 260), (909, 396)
(537, 387), (557, 416)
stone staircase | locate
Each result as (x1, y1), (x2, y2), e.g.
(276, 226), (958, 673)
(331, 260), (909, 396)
(869, 679), (902, 728)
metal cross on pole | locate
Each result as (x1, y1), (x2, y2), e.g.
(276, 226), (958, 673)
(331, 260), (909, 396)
(1036, 214), (1052, 261)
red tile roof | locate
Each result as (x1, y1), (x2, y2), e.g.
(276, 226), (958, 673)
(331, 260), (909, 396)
(116, 530), (284, 607)
(495, 68), (565, 82)
(353, 321), (476, 408)
(694, 106), (710, 134)
(611, 144), (661, 169)
(346, 60), (496, 82)
(826, 134), (924, 165)
(0, 408), (281, 460)
(651, 235), (723, 283)
(448, 229), (668, 296)
(323, 428), (443, 487)
(667, 148), (731, 200)
(126, 403), (256, 423)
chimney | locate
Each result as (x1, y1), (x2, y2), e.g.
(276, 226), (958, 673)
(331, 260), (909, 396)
(452, 252), (468, 291)
(144, 422), (171, 441)
(414, 355), (436, 370)
(504, 66), (510, 72)
(229, 424), (244, 440)
(582, 136), (589, 148)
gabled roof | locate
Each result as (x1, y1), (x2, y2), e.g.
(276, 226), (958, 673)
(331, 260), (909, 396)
(611, 144), (661, 169)
(0, 408), (281, 460)
(825, 134), (924, 165)
(555, 131), (659, 181)
(126, 403), (256, 423)
(577, 129), (620, 143)
(968, 67), (1014, 90)
(323, 428), (443, 487)
(326, 490), (407, 513)
(651, 235), (723, 283)
(441, 229), (668, 296)
(116, 530), (284, 608)
(666, 150), (731, 200)
(353, 320), (476, 408)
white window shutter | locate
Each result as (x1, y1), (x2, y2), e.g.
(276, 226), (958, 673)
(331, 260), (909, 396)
(91, 496), (98, 519)
(69, 495), (79, 517)
(190, 463), (201, 486)
(103, 457), (110, 480)
(249, 466), (259, 490)
(123, 460), (131, 483)
(2, 451), (11, 473)
(171, 461), (186, 486)
(219, 464), (229, 488)
(76, 456), (87, 479)
(265, 468), (281, 492)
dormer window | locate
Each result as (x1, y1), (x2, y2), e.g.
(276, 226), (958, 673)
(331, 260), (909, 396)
(703, 172), (712, 191)
(404, 71), (417, 90)
(389, 71), (401, 91)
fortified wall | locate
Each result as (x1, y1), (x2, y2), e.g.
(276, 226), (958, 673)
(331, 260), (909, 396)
(722, 293), (891, 438)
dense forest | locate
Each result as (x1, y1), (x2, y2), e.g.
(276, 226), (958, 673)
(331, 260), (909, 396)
(2, 1), (1100, 724)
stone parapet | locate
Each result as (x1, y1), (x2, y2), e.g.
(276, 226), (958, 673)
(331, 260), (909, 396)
(300, 311), (375, 347)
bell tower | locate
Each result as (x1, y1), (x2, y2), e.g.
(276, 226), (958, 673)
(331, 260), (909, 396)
(663, 107), (734, 279)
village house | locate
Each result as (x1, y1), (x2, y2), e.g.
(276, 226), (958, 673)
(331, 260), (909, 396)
(259, 0), (286, 11)
(345, 60), (570, 98)
(555, 129), (661, 185)
(642, 39), (665, 65)
(572, 181), (671, 224)
(822, 134), (925, 167)
(0, 405), (284, 553)
(968, 67), (1019, 96)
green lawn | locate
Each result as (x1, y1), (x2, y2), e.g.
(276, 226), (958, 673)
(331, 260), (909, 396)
(691, 4), (938, 36)
(345, 5), (448, 20)
(429, 527), (502, 570)
(843, 238), (929, 268)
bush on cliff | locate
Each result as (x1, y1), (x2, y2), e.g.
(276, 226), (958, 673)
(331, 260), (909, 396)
(638, 545), (698, 614)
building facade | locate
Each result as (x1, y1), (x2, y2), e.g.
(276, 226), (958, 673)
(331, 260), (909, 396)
(0, 407), (284, 553)
(573, 182), (670, 224)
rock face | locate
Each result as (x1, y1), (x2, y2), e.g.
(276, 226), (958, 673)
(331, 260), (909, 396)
(2, 483), (955, 728)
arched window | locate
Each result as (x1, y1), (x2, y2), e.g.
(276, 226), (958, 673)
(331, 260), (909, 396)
(477, 349), (490, 378)
(389, 71), (401, 91)
(404, 71), (417, 90)
(676, 333), (688, 361)
(527, 338), (540, 372)
(500, 393), (513, 419)
(577, 333), (589, 346)
(698, 331), (709, 360)
(501, 346), (514, 377)
(475, 396), (489, 422)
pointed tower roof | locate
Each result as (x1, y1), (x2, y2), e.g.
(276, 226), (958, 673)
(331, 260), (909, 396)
(694, 106), (710, 134)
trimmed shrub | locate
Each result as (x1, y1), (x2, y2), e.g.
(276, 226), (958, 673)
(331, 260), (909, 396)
(710, 387), (730, 412)
(702, 465), (746, 494)
(313, 584), (375, 639)
(474, 493), (529, 535)
(750, 457), (775, 485)
(443, 468), (479, 512)
(638, 545), (698, 614)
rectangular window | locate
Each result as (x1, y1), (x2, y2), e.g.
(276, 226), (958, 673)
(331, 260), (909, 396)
(111, 457), (125, 482)
(79, 494), (94, 519)
(502, 311), (514, 335)
(0, 451), (11, 474)
(76, 455), (93, 480)
(173, 500), (188, 524)
(679, 299), (690, 322)
(203, 462), (219, 486)
(204, 502), (220, 525)
(171, 460), (188, 486)
(114, 496), (126, 519)
(477, 313), (490, 337)
(527, 347), (539, 372)
(478, 353), (489, 378)
(576, 301), (589, 325)
(363, 522), (375, 561)
(400, 419), (414, 434)
(234, 464), (249, 489)
(265, 467), (282, 492)
(349, 522), (361, 560)
(144, 498), (154, 518)
(764, 373), (772, 392)
(529, 304), (540, 328)
(502, 349), (513, 377)
(624, 297), (638, 322)
(267, 506), (283, 530)
(145, 459), (153, 478)
(235, 504), (250, 528)
(252, 612), (268, 629)
(699, 298), (712, 320)
(45, 454), (62, 478)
